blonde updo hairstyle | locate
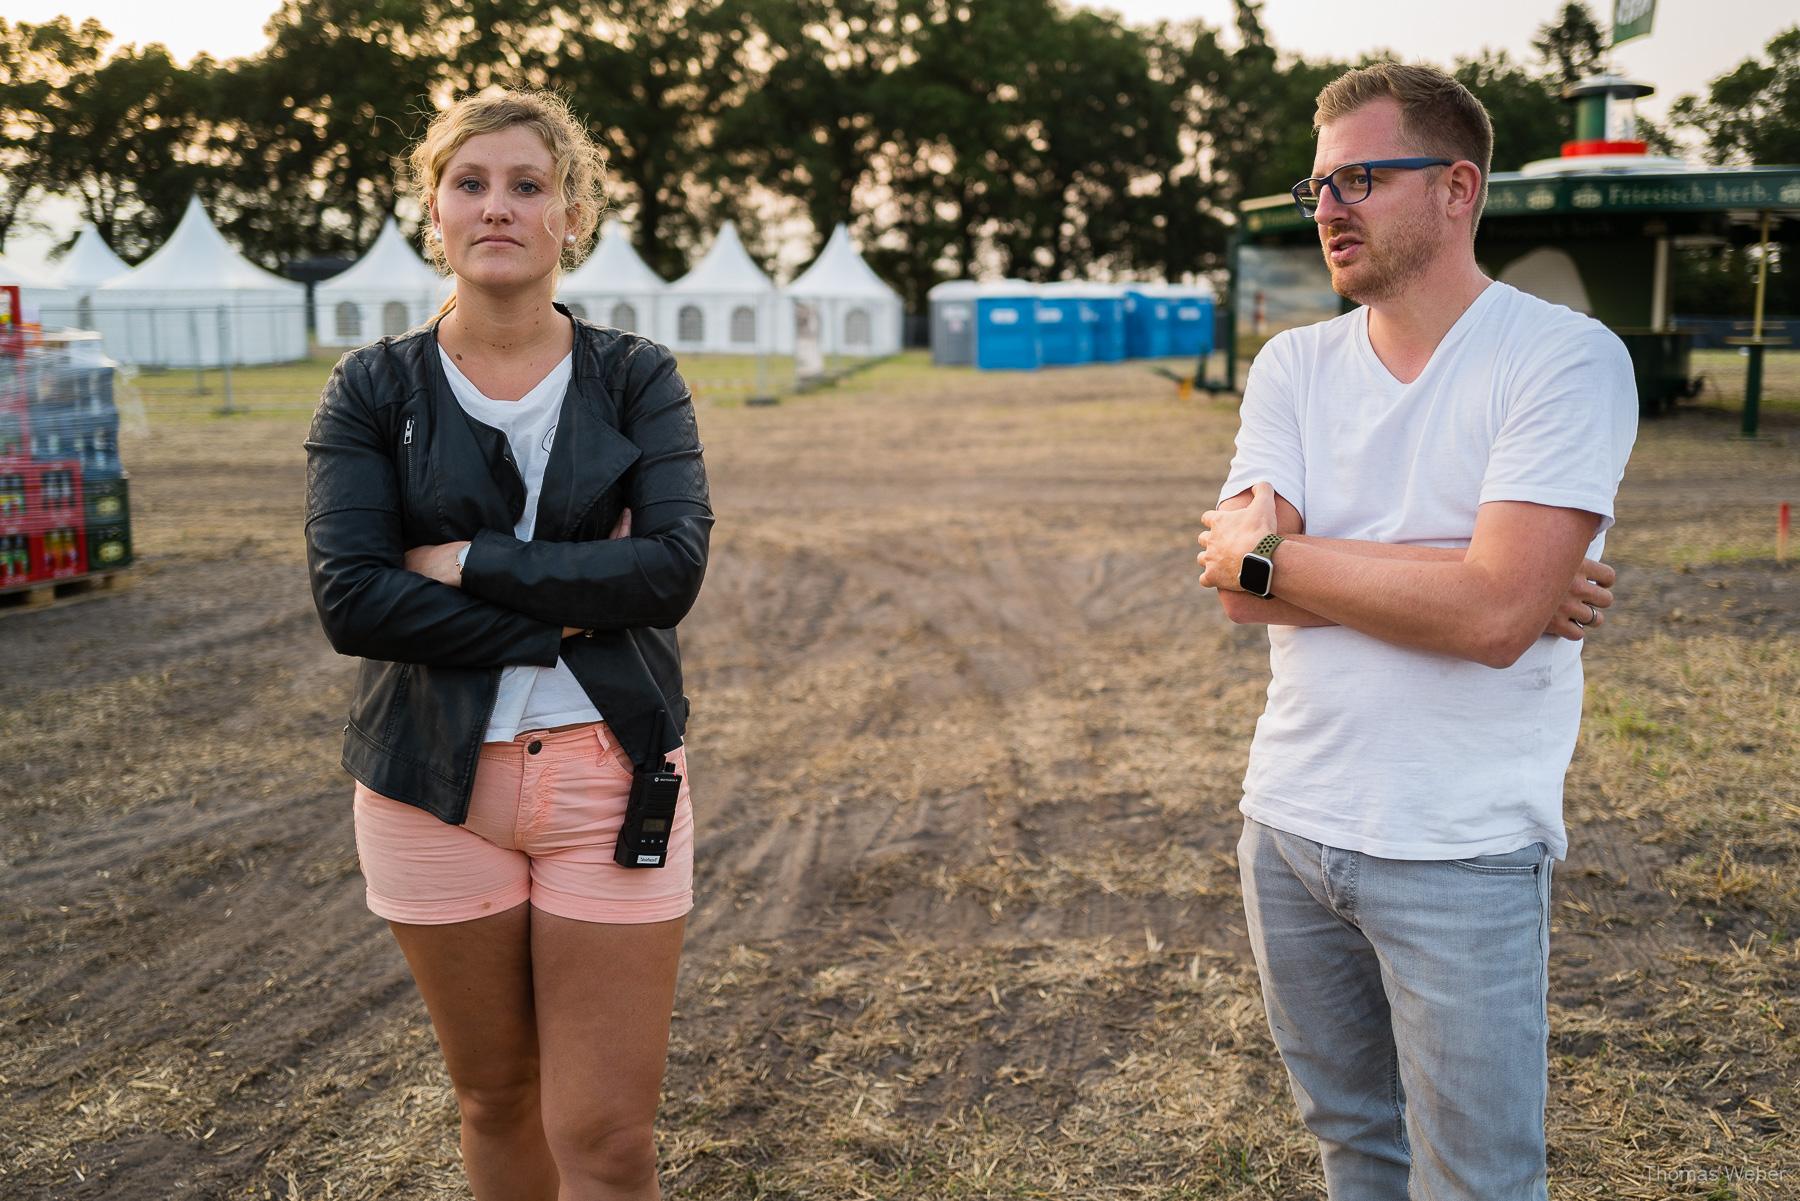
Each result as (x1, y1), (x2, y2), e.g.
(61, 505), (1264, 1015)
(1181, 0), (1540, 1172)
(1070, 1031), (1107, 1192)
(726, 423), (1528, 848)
(408, 89), (608, 314)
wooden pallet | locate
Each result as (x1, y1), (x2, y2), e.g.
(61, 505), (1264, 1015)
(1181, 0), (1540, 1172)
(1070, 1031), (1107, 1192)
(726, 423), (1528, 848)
(0, 569), (132, 616)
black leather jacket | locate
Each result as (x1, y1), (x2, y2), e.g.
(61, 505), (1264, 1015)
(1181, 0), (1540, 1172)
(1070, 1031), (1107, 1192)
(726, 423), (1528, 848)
(303, 309), (712, 823)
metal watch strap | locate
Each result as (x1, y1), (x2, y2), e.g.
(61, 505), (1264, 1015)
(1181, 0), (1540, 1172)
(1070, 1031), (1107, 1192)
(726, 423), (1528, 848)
(1253, 533), (1284, 559)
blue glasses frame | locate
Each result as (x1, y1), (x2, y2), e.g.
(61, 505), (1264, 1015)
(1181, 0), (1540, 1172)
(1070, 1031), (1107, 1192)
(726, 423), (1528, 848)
(1290, 158), (1455, 218)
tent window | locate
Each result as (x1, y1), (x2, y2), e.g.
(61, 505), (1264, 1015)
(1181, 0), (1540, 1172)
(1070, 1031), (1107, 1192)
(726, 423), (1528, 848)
(610, 302), (637, 331)
(845, 308), (872, 347)
(381, 301), (409, 336)
(730, 306), (756, 344)
(678, 305), (704, 343)
(334, 302), (362, 339)
(566, 302), (587, 320)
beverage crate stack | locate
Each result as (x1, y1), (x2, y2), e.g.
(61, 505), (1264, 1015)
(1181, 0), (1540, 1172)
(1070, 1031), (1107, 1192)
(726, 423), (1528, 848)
(0, 284), (133, 597)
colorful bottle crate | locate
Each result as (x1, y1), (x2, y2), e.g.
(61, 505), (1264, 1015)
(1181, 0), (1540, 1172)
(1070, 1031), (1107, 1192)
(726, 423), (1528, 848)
(0, 334), (131, 595)
(30, 524), (87, 581)
(0, 405), (27, 458)
(0, 464), (28, 534)
(86, 522), (133, 569)
(33, 459), (83, 525)
(83, 470), (129, 529)
(0, 530), (29, 586)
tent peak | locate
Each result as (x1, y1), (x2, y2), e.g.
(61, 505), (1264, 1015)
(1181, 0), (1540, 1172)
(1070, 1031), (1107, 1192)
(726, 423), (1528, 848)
(100, 194), (301, 294)
(667, 221), (772, 295)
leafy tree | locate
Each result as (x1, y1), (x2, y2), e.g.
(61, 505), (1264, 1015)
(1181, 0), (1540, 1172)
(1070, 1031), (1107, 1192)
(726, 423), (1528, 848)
(1670, 26), (1800, 166)
(1530, 2), (1607, 92)
(38, 38), (208, 260)
(452, 0), (765, 280)
(725, 0), (1141, 305)
(1162, 2), (1347, 271)
(710, 0), (899, 243)
(996, 9), (1188, 280)
(201, 0), (449, 269)
(881, 0), (1063, 284)
(20, 0), (1775, 304)
(0, 17), (108, 249)
(1631, 113), (1682, 159)
(1454, 50), (1568, 174)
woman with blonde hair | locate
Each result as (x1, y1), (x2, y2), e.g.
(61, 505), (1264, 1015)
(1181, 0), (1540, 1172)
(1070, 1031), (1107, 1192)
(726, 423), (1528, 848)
(304, 89), (711, 1200)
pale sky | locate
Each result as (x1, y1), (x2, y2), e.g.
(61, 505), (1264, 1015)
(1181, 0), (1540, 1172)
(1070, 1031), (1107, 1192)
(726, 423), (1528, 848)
(4, 0), (1794, 264)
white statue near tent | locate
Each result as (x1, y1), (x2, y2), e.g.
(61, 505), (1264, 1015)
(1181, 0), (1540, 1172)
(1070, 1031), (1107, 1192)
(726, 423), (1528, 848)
(779, 223), (904, 357)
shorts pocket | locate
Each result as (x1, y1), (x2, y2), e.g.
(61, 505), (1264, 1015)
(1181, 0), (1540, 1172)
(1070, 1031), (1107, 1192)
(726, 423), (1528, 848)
(594, 724), (638, 777)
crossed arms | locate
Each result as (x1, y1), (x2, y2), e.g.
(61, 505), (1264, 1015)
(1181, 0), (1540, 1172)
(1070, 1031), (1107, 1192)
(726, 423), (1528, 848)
(1197, 483), (1614, 669)
(304, 344), (710, 669)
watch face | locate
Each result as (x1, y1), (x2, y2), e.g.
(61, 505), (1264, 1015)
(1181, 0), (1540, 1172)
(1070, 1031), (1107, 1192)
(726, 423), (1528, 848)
(1239, 553), (1273, 598)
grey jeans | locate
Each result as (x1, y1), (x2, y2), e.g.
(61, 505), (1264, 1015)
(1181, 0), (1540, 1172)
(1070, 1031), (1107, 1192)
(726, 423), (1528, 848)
(1238, 817), (1555, 1201)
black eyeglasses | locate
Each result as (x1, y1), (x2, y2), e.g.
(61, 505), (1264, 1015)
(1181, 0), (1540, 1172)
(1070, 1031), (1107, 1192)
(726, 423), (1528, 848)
(1290, 158), (1455, 218)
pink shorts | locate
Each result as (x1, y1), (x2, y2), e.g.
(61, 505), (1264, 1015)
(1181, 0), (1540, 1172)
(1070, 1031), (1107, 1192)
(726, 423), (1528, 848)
(352, 722), (694, 926)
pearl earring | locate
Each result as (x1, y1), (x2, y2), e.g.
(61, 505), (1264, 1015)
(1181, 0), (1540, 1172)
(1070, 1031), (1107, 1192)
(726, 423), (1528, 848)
(565, 234), (576, 245)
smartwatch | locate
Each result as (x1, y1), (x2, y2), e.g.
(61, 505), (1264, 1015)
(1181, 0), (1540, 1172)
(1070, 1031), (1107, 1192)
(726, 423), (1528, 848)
(1238, 534), (1283, 598)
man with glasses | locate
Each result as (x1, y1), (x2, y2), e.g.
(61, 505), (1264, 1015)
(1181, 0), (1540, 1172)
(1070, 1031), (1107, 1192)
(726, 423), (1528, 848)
(1195, 63), (1637, 1199)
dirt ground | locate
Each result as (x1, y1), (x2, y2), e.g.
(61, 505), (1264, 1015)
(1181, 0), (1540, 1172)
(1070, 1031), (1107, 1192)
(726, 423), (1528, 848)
(2, 354), (1796, 1199)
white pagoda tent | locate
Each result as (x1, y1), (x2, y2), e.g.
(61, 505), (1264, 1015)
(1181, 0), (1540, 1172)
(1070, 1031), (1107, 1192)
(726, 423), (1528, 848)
(0, 249), (77, 327)
(55, 222), (131, 307)
(558, 219), (664, 337)
(659, 221), (776, 354)
(777, 223), (903, 356)
(316, 216), (448, 347)
(90, 196), (307, 367)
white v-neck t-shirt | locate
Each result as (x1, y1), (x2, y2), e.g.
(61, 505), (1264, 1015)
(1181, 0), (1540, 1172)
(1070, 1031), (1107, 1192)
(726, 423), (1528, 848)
(439, 347), (602, 742)
(1219, 281), (1637, 861)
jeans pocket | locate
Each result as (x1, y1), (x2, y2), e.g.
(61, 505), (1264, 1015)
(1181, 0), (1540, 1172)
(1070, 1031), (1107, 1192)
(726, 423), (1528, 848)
(1449, 842), (1546, 874)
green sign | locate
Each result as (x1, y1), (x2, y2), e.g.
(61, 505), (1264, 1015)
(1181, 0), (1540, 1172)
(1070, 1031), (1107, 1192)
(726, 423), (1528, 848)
(1482, 171), (1800, 218)
(1612, 0), (1655, 46)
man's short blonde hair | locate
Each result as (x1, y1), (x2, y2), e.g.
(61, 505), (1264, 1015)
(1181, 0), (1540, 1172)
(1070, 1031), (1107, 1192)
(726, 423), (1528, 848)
(1315, 63), (1493, 233)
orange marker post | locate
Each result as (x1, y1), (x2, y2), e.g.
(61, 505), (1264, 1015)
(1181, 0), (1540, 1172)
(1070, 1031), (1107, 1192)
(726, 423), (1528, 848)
(1780, 502), (1790, 565)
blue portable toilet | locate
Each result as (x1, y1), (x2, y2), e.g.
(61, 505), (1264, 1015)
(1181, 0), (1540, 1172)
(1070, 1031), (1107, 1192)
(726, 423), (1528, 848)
(1165, 282), (1218, 357)
(975, 281), (1041, 370)
(1088, 285), (1127, 362)
(1037, 282), (1096, 366)
(1123, 286), (1173, 359)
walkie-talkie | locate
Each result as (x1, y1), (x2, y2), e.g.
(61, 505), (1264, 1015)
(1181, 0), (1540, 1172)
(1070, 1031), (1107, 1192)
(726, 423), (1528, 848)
(614, 715), (681, 869)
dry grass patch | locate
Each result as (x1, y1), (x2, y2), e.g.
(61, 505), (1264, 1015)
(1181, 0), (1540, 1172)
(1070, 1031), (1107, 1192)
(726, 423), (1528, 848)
(1575, 633), (1800, 928)
(662, 936), (1314, 1200)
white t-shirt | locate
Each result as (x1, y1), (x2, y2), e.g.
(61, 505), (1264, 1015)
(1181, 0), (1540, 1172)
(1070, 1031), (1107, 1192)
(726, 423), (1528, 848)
(1219, 281), (1637, 861)
(439, 347), (603, 742)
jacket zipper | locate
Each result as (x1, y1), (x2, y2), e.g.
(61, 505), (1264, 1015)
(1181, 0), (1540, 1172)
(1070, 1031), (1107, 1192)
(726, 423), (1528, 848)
(403, 417), (414, 445)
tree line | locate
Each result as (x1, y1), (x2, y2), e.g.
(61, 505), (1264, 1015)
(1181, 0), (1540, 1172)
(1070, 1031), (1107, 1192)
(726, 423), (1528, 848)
(1, 1), (1794, 312)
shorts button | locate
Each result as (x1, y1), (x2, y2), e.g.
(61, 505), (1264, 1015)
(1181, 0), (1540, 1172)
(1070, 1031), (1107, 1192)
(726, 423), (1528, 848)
(527, 740), (543, 755)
